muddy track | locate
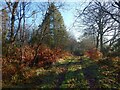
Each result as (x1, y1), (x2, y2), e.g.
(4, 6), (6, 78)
(55, 69), (67, 88)
(82, 63), (100, 89)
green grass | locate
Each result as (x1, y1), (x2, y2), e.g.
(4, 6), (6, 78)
(2, 56), (120, 89)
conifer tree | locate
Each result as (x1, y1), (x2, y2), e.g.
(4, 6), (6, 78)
(38, 3), (69, 49)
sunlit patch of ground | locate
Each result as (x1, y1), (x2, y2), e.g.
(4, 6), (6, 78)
(2, 56), (120, 89)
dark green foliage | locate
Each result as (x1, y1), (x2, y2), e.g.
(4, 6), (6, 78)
(113, 38), (120, 57)
(30, 3), (69, 49)
(73, 49), (84, 56)
(97, 58), (113, 66)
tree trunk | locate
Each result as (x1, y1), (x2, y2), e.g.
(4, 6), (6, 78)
(100, 33), (103, 52)
(10, 14), (15, 43)
(96, 33), (99, 49)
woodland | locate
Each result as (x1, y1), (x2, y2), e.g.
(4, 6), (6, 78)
(1, 0), (120, 89)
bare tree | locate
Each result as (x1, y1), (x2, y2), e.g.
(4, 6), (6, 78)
(76, 1), (119, 53)
(5, 1), (20, 43)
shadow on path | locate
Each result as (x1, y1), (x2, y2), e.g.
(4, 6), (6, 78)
(82, 62), (100, 89)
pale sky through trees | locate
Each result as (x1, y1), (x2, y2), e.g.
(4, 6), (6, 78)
(0, 1), (86, 40)
(0, 0), (115, 41)
(0, 0), (93, 41)
(31, 2), (83, 40)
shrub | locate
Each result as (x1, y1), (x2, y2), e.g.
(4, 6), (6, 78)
(21, 45), (35, 66)
(53, 48), (72, 60)
(2, 44), (21, 61)
(73, 49), (83, 56)
(29, 45), (57, 68)
(2, 58), (17, 81)
(84, 48), (103, 60)
(97, 57), (113, 66)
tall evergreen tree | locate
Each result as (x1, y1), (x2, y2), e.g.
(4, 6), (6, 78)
(38, 3), (69, 49)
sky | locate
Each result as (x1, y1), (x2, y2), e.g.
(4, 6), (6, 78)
(60, 2), (89, 40)
(60, 2), (81, 39)
(0, 0), (113, 2)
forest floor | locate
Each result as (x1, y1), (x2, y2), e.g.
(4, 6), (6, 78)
(2, 56), (120, 89)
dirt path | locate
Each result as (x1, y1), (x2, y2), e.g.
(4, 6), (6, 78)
(55, 69), (67, 88)
(82, 62), (100, 89)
